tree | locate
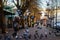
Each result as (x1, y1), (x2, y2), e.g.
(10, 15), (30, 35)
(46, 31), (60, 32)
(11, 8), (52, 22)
(13, 0), (30, 13)
(0, 0), (6, 34)
(12, 0), (30, 28)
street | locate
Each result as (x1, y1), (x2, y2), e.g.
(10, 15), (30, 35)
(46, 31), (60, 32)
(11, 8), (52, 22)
(0, 24), (60, 40)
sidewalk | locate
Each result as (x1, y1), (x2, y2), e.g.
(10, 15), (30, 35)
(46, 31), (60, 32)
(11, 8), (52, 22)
(46, 26), (60, 36)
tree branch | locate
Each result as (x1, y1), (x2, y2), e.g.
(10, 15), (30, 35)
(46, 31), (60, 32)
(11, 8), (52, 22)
(12, 0), (17, 8)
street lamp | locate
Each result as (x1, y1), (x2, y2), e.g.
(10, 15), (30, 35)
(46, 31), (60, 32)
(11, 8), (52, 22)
(55, 0), (57, 28)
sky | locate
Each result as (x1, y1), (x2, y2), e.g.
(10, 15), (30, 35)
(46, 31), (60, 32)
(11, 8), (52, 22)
(37, 0), (51, 9)
(5, 0), (60, 9)
(37, 0), (60, 9)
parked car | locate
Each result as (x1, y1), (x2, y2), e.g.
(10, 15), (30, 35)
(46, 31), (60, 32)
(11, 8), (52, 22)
(53, 22), (60, 30)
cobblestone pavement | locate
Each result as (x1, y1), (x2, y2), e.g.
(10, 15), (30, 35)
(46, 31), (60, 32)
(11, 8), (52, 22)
(0, 25), (60, 40)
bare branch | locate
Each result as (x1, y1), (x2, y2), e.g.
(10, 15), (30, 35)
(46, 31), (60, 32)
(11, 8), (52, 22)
(12, 0), (17, 8)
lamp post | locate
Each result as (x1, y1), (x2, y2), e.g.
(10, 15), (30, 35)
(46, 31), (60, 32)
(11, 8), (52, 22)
(55, 0), (57, 28)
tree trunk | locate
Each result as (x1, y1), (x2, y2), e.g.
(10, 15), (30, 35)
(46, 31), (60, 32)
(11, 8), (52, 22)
(0, 0), (6, 34)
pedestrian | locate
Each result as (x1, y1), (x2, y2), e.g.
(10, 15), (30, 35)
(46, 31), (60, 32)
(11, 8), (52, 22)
(19, 24), (22, 29)
(25, 23), (28, 28)
(4, 35), (11, 40)
(19, 35), (23, 39)
(34, 34), (37, 40)
(28, 34), (31, 39)
(12, 32), (17, 37)
(36, 20), (39, 26)
(25, 27), (29, 33)
(13, 21), (19, 37)
(13, 22), (18, 32)
(45, 32), (47, 38)
(32, 21), (34, 27)
(23, 31), (29, 40)
(39, 34), (43, 39)
(4, 35), (8, 40)
(15, 35), (19, 40)
(35, 23), (37, 27)
(40, 20), (42, 25)
(49, 31), (51, 35)
(35, 30), (39, 38)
